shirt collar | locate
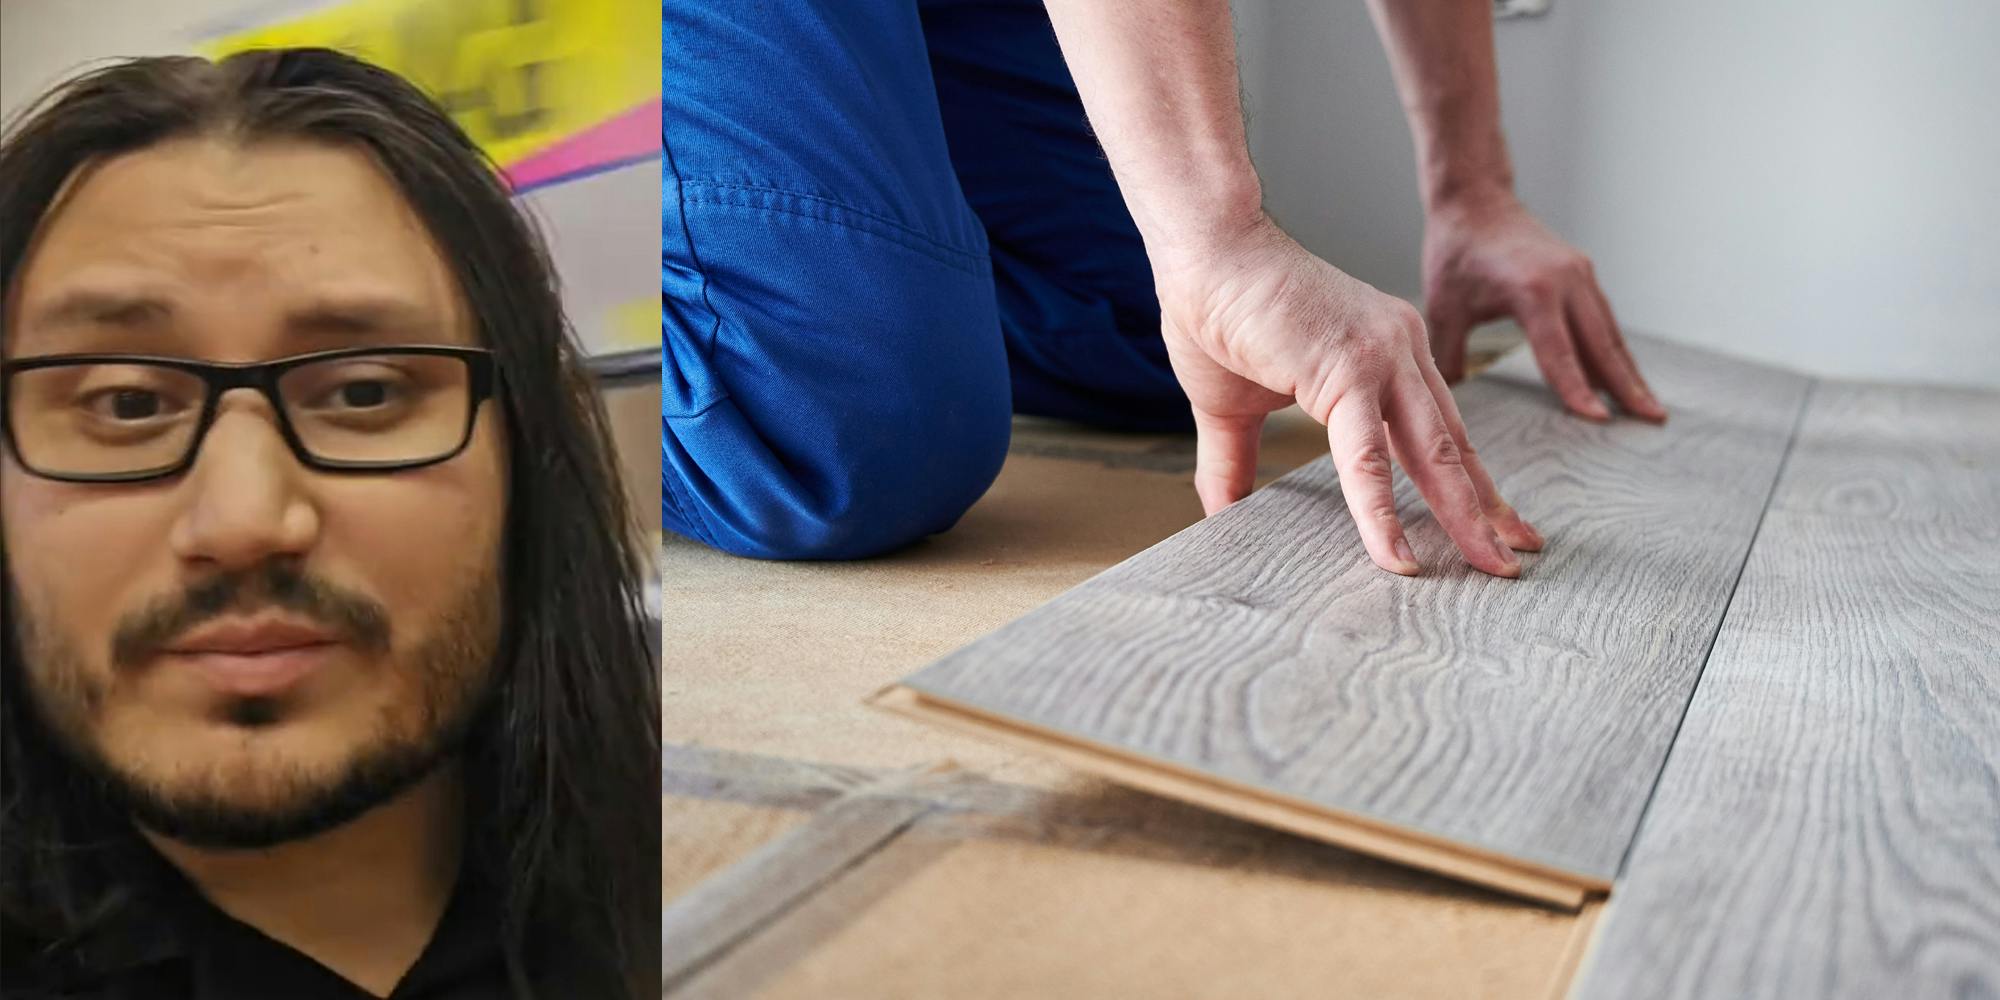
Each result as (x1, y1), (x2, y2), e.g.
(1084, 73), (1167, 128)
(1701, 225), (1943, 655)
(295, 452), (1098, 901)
(31, 832), (502, 997)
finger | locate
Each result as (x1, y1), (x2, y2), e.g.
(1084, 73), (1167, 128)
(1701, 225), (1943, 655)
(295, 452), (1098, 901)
(1326, 390), (1418, 575)
(1515, 291), (1611, 422)
(1190, 408), (1268, 516)
(1587, 282), (1667, 422)
(1385, 364), (1521, 577)
(1426, 303), (1471, 384)
(1567, 289), (1666, 423)
(1410, 345), (1544, 552)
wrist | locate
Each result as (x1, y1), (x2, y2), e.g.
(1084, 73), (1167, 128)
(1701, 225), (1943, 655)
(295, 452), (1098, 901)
(1145, 206), (1301, 336)
(1413, 126), (1516, 217)
(1424, 179), (1520, 227)
(1132, 166), (1268, 276)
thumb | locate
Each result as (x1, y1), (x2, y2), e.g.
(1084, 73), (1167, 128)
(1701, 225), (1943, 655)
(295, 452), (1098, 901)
(1190, 408), (1267, 515)
(1426, 306), (1471, 384)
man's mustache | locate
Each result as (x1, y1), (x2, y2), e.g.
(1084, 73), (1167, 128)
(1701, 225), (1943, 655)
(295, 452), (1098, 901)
(110, 563), (391, 669)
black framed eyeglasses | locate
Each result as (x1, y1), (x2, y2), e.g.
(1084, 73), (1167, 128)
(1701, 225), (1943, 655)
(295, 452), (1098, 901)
(0, 346), (497, 484)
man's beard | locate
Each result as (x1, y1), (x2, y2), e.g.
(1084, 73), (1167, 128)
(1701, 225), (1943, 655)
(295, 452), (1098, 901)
(13, 561), (502, 851)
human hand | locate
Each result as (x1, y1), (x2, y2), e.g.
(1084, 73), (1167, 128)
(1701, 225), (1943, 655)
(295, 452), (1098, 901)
(1153, 215), (1542, 578)
(1421, 195), (1666, 422)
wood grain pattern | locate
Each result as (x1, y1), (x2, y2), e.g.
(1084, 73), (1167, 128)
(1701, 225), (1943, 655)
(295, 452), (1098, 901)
(895, 335), (1811, 886)
(1575, 384), (2000, 999)
(1768, 381), (2000, 524)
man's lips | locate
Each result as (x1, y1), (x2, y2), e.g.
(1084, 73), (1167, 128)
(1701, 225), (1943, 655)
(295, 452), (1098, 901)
(159, 618), (343, 698)
(165, 617), (338, 655)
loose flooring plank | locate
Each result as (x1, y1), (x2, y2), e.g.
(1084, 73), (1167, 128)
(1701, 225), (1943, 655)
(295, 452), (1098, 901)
(1575, 384), (2000, 999)
(885, 335), (1809, 898)
(872, 686), (1595, 908)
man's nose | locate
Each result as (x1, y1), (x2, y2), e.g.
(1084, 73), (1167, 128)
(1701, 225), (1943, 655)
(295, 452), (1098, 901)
(166, 391), (322, 573)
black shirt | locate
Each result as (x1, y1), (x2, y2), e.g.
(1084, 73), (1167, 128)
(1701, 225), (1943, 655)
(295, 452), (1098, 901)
(4, 845), (513, 999)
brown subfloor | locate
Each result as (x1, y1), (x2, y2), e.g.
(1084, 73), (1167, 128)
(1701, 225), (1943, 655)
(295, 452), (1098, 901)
(663, 329), (1593, 999)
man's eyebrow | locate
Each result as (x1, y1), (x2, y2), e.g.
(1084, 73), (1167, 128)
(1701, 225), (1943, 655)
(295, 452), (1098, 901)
(285, 296), (442, 337)
(21, 290), (444, 338)
(28, 290), (173, 330)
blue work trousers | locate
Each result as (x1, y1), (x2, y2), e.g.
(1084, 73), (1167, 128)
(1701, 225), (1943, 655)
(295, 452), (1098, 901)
(664, 0), (1189, 559)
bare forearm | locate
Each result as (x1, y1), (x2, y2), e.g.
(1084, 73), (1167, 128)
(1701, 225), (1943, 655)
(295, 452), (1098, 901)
(1365, 0), (1515, 212)
(1041, 0), (1264, 266)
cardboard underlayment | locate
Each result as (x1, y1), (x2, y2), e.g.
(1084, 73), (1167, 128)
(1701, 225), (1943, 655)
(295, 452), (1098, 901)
(757, 838), (1595, 1000)
(670, 756), (1601, 1000)
(708, 794), (1599, 1000)
(663, 797), (808, 903)
(665, 331), (1593, 996)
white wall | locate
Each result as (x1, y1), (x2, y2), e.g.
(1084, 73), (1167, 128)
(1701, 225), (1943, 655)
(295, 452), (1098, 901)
(1235, 0), (1999, 388)
(2, 0), (214, 102)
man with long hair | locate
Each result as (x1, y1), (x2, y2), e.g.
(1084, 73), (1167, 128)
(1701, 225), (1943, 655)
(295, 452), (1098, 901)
(1, 49), (660, 998)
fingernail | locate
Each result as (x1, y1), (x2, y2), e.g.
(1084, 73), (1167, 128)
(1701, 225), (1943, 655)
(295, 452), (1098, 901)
(1493, 503), (1543, 549)
(1586, 400), (1611, 421)
(1393, 536), (1419, 572)
(1491, 533), (1522, 576)
(1515, 514), (1546, 549)
(1634, 383), (1668, 420)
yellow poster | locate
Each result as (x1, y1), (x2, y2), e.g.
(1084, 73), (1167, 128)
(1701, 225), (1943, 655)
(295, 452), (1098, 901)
(203, 0), (656, 182)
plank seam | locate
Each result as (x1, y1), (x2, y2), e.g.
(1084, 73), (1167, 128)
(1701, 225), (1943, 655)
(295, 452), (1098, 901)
(1610, 376), (1818, 879)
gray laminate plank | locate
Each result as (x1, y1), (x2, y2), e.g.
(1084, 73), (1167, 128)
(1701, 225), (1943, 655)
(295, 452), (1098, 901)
(1770, 380), (2000, 524)
(1575, 507), (2000, 999)
(898, 335), (1810, 882)
(1575, 375), (2000, 999)
(663, 741), (887, 810)
(663, 777), (935, 990)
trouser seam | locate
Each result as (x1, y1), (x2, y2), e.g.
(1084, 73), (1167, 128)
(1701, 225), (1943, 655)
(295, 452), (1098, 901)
(678, 180), (990, 278)
(664, 124), (729, 418)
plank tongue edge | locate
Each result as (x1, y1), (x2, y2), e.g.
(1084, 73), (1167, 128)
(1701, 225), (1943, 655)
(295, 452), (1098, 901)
(867, 683), (1603, 911)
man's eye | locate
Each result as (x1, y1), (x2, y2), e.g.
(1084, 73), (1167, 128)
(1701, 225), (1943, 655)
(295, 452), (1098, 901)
(337, 380), (392, 409)
(309, 377), (412, 412)
(84, 388), (180, 421)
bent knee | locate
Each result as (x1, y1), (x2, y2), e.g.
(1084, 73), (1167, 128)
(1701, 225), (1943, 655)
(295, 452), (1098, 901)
(665, 188), (1013, 560)
(665, 390), (1010, 561)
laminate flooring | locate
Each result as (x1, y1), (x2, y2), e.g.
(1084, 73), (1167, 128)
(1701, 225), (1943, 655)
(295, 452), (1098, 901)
(1573, 383), (2000, 998)
(885, 335), (1811, 903)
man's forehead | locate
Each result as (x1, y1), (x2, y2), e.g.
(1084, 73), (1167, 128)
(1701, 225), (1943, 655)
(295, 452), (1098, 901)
(7, 136), (467, 353)
(43, 135), (412, 227)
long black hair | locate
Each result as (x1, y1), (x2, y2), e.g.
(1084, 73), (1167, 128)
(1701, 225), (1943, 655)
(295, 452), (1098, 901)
(0, 49), (660, 998)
